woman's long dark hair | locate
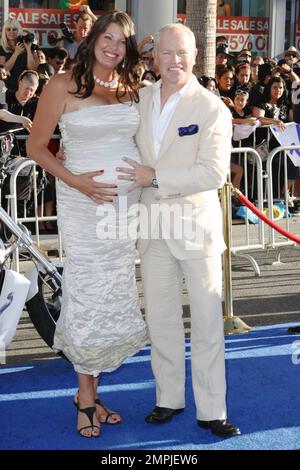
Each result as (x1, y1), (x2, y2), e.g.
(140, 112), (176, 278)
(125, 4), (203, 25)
(263, 76), (288, 105)
(71, 11), (139, 103)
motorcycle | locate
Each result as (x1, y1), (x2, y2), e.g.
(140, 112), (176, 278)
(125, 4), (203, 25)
(0, 205), (63, 354)
(0, 131), (62, 356)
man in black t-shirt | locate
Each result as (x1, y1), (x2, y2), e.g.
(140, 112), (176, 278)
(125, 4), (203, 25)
(0, 70), (38, 155)
(249, 63), (274, 108)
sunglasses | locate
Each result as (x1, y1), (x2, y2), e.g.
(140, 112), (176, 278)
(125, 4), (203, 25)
(235, 89), (249, 97)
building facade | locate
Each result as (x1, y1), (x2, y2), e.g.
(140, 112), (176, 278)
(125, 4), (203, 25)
(0, 1), (300, 59)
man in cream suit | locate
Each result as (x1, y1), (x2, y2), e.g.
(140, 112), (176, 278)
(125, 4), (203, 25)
(117, 23), (240, 437)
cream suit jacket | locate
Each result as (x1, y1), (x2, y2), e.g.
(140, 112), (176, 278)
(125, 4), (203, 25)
(136, 75), (232, 260)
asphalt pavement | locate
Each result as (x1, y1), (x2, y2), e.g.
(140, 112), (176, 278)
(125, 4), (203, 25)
(4, 215), (300, 365)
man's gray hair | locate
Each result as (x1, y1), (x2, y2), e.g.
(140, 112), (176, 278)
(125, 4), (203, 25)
(154, 23), (196, 50)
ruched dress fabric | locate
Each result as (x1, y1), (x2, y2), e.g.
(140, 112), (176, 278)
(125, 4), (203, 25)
(53, 103), (148, 376)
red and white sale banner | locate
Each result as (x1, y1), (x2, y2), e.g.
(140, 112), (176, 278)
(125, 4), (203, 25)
(8, 8), (103, 48)
(217, 16), (269, 54)
(8, 9), (270, 54)
(9, 8), (79, 47)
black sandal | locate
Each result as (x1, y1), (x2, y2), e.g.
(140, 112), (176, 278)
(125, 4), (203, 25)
(95, 398), (122, 425)
(74, 401), (101, 438)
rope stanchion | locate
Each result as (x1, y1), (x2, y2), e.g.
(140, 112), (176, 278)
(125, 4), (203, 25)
(221, 183), (252, 334)
(232, 186), (300, 244)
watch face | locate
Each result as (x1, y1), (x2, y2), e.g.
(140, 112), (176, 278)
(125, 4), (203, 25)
(151, 177), (158, 188)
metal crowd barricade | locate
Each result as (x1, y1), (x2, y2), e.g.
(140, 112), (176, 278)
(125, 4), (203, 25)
(235, 124), (272, 200)
(230, 147), (265, 276)
(6, 134), (63, 272)
(267, 144), (300, 249)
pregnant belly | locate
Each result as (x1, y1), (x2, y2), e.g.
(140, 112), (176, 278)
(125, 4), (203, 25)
(65, 151), (142, 208)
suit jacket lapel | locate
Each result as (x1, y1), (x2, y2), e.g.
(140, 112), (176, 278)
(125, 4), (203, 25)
(139, 87), (156, 165)
(157, 76), (201, 161)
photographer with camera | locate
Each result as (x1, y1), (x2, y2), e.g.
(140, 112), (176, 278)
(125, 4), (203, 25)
(64, 12), (93, 59)
(48, 12), (94, 61)
(0, 18), (39, 93)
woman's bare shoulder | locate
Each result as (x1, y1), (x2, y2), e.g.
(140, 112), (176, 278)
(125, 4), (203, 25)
(47, 71), (77, 94)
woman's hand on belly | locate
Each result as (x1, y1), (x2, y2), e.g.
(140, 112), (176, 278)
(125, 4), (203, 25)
(70, 171), (119, 205)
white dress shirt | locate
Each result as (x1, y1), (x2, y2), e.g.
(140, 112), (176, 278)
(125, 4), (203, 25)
(152, 77), (193, 159)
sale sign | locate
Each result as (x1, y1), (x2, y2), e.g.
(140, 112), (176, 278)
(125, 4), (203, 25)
(8, 8), (104, 48)
(8, 8), (78, 48)
(7, 9), (270, 54)
(217, 16), (269, 54)
(179, 14), (269, 54)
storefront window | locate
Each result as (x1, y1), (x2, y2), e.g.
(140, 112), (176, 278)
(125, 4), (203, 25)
(9, 1), (45, 7)
(178, 0), (186, 15)
(224, 0), (270, 17)
(292, 0), (300, 51)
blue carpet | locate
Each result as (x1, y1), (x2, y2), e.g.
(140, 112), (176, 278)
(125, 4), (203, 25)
(1, 323), (300, 450)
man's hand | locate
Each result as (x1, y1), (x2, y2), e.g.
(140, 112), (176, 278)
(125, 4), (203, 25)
(116, 157), (155, 192)
(246, 117), (259, 126)
(14, 42), (25, 56)
(20, 116), (32, 132)
(56, 146), (66, 164)
(79, 5), (97, 21)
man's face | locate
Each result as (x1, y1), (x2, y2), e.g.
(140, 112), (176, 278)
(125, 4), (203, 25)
(0, 68), (7, 81)
(216, 53), (228, 65)
(154, 28), (197, 88)
(76, 18), (92, 40)
(237, 68), (250, 85)
(18, 78), (38, 101)
(48, 56), (66, 73)
(285, 52), (298, 64)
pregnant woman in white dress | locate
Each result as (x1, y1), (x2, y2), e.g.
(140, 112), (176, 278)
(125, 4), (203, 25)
(27, 12), (148, 438)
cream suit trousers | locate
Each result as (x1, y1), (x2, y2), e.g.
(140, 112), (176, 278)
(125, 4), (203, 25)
(141, 239), (227, 421)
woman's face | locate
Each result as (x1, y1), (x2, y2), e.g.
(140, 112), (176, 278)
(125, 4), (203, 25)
(219, 72), (233, 91)
(234, 93), (248, 110)
(6, 25), (19, 43)
(36, 50), (46, 64)
(237, 68), (250, 85)
(144, 72), (156, 83)
(94, 22), (127, 72)
(270, 81), (284, 101)
(207, 79), (216, 93)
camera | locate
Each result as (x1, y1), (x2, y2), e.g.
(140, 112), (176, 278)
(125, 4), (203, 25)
(60, 23), (74, 43)
(47, 23), (74, 46)
(17, 32), (35, 44)
(47, 31), (61, 47)
(17, 32), (39, 51)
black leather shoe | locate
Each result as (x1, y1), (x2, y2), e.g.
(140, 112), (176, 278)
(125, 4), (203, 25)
(288, 325), (300, 334)
(145, 406), (184, 424)
(198, 419), (241, 437)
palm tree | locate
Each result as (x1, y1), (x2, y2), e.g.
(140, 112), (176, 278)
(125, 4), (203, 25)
(185, 0), (217, 78)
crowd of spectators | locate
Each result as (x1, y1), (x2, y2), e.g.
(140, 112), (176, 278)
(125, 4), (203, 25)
(199, 41), (300, 211)
(1, 5), (300, 228)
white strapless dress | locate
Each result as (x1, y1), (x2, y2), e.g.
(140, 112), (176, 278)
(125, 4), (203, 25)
(53, 103), (148, 376)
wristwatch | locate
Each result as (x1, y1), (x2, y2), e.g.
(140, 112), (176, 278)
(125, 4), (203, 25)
(151, 175), (159, 188)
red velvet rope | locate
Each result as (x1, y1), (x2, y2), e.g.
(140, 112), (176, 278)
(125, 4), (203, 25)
(232, 188), (300, 244)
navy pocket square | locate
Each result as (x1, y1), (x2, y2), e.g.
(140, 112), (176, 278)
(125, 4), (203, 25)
(178, 124), (199, 137)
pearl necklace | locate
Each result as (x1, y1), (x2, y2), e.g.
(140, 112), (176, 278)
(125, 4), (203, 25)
(93, 73), (118, 89)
